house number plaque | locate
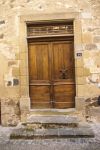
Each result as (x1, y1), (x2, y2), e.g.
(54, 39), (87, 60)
(76, 52), (82, 57)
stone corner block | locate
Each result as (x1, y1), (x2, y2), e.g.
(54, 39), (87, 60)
(75, 97), (85, 111)
(20, 97), (30, 122)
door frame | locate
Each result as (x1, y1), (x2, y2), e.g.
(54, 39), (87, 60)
(19, 12), (84, 122)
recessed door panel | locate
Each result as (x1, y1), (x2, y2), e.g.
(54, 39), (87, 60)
(29, 43), (50, 81)
(28, 43), (51, 108)
(52, 41), (75, 81)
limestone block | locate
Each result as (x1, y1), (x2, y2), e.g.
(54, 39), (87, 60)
(90, 67), (100, 74)
(75, 97), (85, 111)
(93, 28), (100, 35)
(84, 68), (90, 76)
(76, 77), (86, 85)
(1, 98), (20, 126)
(0, 86), (7, 97)
(85, 44), (97, 50)
(20, 66), (28, 76)
(5, 87), (20, 97)
(86, 85), (100, 97)
(20, 85), (29, 97)
(94, 36), (100, 43)
(82, 32), (93, 44)
(20, 96), (30, 110)
(95, 42), (100, 50)
(20, 76), (28, 86)
(95, 54), (100, 66)
(75, 58), (83, 67)
(20, 97), (30, 122)
(75, 44), (83, 51)
(0, 43), (16, 59)
(83, 51), (90, 58)
(15, 53), (20, 59)
(81, 12), (92, 19)
(20, 59), (28, 68)
(74, 20), (82, 45)
(76, 68), (84, 77)
(0, 54), (8, 85)
(77, 85), (85, 97)
(20, 52), (27, 60)
(84, 57), (95, 69)
(81, 19), (93, 33)
(12, 67), (19, 76)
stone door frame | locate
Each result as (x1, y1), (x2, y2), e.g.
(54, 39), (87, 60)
(19, 12), (84, 122)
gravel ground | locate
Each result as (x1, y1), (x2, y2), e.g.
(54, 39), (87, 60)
(0, 123), (100, 150)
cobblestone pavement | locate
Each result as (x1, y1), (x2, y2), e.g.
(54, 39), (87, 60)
(0, 123), (100, 150)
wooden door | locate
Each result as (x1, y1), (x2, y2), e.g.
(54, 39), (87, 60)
(52, 41), (75, 108)
(28, 39), (75, 109)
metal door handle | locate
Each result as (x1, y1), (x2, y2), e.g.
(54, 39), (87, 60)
(59, 68), (68, 79)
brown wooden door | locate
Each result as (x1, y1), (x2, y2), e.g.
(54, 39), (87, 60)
(28, 39), (75, 109)
(52, 41), (75, 108)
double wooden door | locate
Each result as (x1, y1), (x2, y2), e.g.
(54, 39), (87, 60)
(28, 38), (76, 109)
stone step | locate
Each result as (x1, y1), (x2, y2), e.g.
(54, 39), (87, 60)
(29, 109), (75, 116)
(22, 115), (79, 128)
(10, 126), (94, 139)
(27, 115), (79, 123)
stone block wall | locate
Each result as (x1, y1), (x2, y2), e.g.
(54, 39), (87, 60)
(0, 0), (100, 125)
(1, 98), (20, 126)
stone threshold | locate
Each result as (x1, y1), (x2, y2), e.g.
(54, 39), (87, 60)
(30, 108), (75, 112)
(10, 127), (94, 139)
(29, 108), (76, 116)
(27, 115), (79, 124)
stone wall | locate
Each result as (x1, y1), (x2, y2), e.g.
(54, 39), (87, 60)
(0, 0), (100, 125)
(1, 98), (20, 126)
(81, 0), (100, 97)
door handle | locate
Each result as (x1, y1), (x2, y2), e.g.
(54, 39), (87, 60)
(59, 68), (68, 79)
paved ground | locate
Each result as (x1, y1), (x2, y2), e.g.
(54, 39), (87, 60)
(0, 122), (100, 150)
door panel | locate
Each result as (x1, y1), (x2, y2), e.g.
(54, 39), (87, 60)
(54, 84), (75, 93)
(52, 41), (75, 81)
(55, 102), (75, 109)
(29, 43), (50, 81)
(28, 43), (51, 108)
(52, 41), (75, 108)
(54, 84), (75, 108)
(28, 39), (75, 109)
(30, 85), (51, 108)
